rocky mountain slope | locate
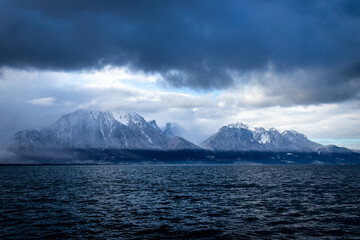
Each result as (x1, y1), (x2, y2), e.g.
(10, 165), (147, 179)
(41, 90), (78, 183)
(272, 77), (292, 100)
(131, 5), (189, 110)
(166, 136), (202, 150)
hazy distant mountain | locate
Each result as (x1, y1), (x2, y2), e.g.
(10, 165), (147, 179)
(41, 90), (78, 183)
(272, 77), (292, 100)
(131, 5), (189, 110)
(162, 122), (185, 138)
(202, 122), (323, 152)
(8, 109), (196, 153)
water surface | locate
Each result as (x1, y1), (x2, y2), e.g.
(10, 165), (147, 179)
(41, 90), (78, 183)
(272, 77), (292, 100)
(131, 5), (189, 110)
(1, 165), (360, 239)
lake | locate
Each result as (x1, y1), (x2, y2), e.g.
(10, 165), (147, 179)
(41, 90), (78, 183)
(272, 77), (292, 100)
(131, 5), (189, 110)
(1, 165), (360, 239)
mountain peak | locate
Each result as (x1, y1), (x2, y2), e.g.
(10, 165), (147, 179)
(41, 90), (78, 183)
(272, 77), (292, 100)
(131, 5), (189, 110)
(228, 122), (248, 129)
(227, 122), (260, 131)
(148, 120), (161, 132)
(282, 130), (307, 140)
(73, 109), (103, 117)
(65, 109), (147, 128)
(111, 111), (143, 126)
(282, 129), (301, 135)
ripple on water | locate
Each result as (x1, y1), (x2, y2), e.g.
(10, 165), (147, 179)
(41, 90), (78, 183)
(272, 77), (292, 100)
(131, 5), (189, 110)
(0, 165), (360, 239)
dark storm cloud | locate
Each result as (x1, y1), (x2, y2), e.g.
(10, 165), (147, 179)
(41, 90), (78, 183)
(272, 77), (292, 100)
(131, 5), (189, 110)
(0, 0), (359, 103)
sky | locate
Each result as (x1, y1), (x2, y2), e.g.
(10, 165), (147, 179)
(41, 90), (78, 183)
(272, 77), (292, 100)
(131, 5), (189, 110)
(0, 0), (359, 148)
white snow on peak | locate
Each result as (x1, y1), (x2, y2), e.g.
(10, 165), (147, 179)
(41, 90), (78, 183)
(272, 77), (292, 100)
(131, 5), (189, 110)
(228, 122), (248, 129)
(111, 111), (143, 126)
(253, 127), (267, 133)
(282, 130), (307, 139)
(282, 130), (298, 135)
(227, 122), (258, 131)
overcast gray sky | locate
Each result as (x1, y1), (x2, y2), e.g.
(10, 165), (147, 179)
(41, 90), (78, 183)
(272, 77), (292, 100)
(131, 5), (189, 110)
(0, 0), (359, 149)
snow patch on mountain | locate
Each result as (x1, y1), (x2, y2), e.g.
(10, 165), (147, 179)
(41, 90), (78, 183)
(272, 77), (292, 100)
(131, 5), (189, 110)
(112, 112), (143, 126)
(228, 122), (258, 131)
(259, 133), (271, 144)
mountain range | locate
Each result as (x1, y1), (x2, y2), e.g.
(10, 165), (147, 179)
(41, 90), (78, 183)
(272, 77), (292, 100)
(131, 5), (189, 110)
(8, 109), (353, 154)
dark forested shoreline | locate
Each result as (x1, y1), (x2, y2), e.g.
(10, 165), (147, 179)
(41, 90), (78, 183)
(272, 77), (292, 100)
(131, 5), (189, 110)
(4, 149), (360, 165)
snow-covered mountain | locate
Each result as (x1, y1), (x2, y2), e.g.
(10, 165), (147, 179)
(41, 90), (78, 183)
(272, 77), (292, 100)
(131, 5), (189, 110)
(202, 122), (323, 152)
(8, 109), (199, 152)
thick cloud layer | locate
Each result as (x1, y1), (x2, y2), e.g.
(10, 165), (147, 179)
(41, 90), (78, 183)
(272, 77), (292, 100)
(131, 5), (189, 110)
(1, 0), (360, 103)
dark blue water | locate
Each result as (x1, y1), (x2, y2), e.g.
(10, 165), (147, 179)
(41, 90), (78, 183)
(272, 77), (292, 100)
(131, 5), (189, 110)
(1, 165), (360, 239)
